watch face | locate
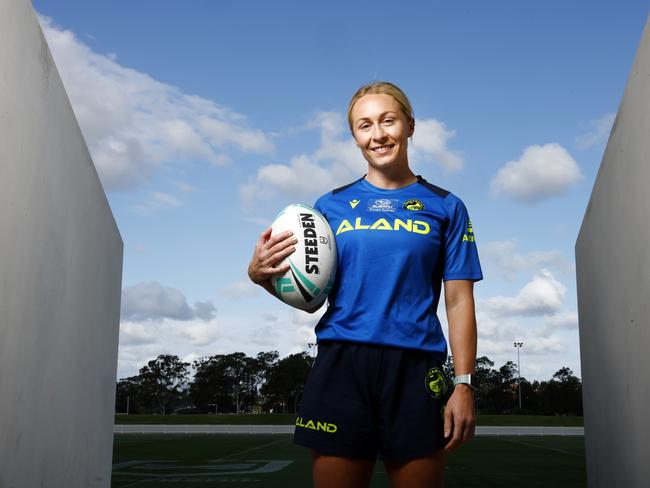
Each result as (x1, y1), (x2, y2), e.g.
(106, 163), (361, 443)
(454, 375), (476, 389)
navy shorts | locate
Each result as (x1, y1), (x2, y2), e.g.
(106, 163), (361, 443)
(293, 341), (448, 460)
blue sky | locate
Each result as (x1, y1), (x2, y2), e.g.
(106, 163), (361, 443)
(33, 0), (650, 381)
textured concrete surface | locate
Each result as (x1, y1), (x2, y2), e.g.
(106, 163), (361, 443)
(576, 16), (650, 488)
(0, 1), (123, 486)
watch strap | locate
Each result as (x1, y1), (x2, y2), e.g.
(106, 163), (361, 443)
(453, 374), (476, 390)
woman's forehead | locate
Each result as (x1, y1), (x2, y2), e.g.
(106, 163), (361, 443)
(351, 93), (402, 120)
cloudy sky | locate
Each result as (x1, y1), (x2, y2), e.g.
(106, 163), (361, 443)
(33, 0), (649, 381)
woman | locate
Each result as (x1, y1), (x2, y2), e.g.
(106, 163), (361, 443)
(248, 81), (482, 488)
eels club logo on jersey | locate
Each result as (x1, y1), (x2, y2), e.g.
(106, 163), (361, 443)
(425, 367), (448, 398)
(403, 199), (425, 211)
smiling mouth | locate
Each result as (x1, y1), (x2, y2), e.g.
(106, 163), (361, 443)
(370, 144), (394, 154)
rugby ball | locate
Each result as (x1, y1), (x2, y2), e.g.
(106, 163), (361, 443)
(270, 204), (337, 312)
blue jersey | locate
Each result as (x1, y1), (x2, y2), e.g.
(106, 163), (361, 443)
(313, 175), (482, 360)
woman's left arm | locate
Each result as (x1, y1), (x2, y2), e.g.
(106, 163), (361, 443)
(442, 279), (477, 452)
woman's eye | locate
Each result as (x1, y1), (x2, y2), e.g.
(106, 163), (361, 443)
(383, 119), (394, 125)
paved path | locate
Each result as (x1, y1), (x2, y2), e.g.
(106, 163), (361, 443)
(114, 425), (584, 436)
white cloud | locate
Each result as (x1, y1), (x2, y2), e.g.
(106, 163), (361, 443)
(471, 272), (580, 379)
(240, 112), (361, 204)
(219, 280), (261, 299)
(490, 143), (582, 203)
(116, 308), (318, 379)
(575, 113), (616, 149)
(479, 336), (566, 357)
(544, 311), (579, 330)
(39, 16), (274, 191)
(539, 311), (579, 335)
(175, 181), (196, 193)
(119, 322), (160, 347)
(410, 118), (463, 171)
(178, 320), (221, 347)
(481, 270), (566, 317)
(481, 241), (573, 280)
(240, 112), (463, 205)
(118, 317), (221, 377)
(121, 281), (217, 321)
(134, 191), (182, 215)
(293, 307), (327, 326)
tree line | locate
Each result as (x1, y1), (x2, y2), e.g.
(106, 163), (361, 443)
(462, 357), (583, 415)
(116, 351), (313, 415)
(116, 352), (582, 416)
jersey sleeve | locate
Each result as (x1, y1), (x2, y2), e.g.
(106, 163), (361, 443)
(442, 195), (483, 282)
(313, 193), (329, 220)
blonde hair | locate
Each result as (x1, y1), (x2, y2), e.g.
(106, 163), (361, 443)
(347, 81), (414, 132)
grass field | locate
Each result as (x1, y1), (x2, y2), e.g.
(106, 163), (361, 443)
(115, 413), (584, 427)
(112, 434), (585, 487)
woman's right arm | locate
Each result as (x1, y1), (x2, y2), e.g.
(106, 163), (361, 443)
(247, 227), (298, 297)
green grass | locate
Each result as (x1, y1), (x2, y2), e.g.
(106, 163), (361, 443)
(112, 434), (585, 487)
(475, 415), (584, 427)
(115, 413), (297, 425)
(115, 413), (584, 427)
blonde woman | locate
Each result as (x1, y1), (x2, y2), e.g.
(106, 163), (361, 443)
(249, 81), (482, 487)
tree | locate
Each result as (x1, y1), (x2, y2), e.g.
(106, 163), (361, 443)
(473, 356), (498, 412)
(539, 367), (583, 415)
(138, 355), (190, 415)
(115, 375), (141, 413)
(262, 352), (313, 413)
(220, 352), (256, 414)
(251, 351), (279, 411)
(191, 354), (230, 413)
(190, 352), (261, 414)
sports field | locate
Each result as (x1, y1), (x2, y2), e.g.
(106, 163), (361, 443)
(112, 434), (585, 487)
(114, 414), (585, 427)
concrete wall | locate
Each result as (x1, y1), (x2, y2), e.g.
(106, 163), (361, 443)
(576, 16), (650, 488)
(0, 1), (123, 486)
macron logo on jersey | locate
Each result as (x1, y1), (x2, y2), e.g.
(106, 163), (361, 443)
(336, 217), (430, 236)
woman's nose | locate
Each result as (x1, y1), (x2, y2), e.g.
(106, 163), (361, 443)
(371, 124), (387, 140)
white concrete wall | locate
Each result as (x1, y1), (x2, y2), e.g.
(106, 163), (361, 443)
(576, 16), (650, 488)
(0, 1), (123, 486)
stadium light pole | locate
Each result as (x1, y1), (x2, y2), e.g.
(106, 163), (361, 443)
(514, 342), (523, 409)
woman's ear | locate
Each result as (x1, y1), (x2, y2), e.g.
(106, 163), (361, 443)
(409, 118), (415, 137)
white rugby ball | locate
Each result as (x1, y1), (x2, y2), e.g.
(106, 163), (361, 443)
(270, 204), (337, 312)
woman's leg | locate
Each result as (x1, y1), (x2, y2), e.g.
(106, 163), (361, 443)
(312, 450), (375, 488)
(383, 449), (445, 488)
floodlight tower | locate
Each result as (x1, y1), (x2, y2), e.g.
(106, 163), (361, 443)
(514, 342), (523, 409)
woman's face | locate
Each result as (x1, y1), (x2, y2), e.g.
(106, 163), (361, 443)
(350, 93), (414, 173)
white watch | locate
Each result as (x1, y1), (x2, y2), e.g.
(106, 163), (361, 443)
(453, 374), (477, 390)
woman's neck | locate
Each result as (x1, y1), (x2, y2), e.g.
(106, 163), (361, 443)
(365, 167), (418, 190)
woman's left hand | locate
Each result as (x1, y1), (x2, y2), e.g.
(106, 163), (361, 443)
(443, 385), (476, 451)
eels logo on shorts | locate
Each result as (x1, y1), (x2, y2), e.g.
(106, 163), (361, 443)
(403, 199), (425, 211)
(424, 367), (448, 398)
